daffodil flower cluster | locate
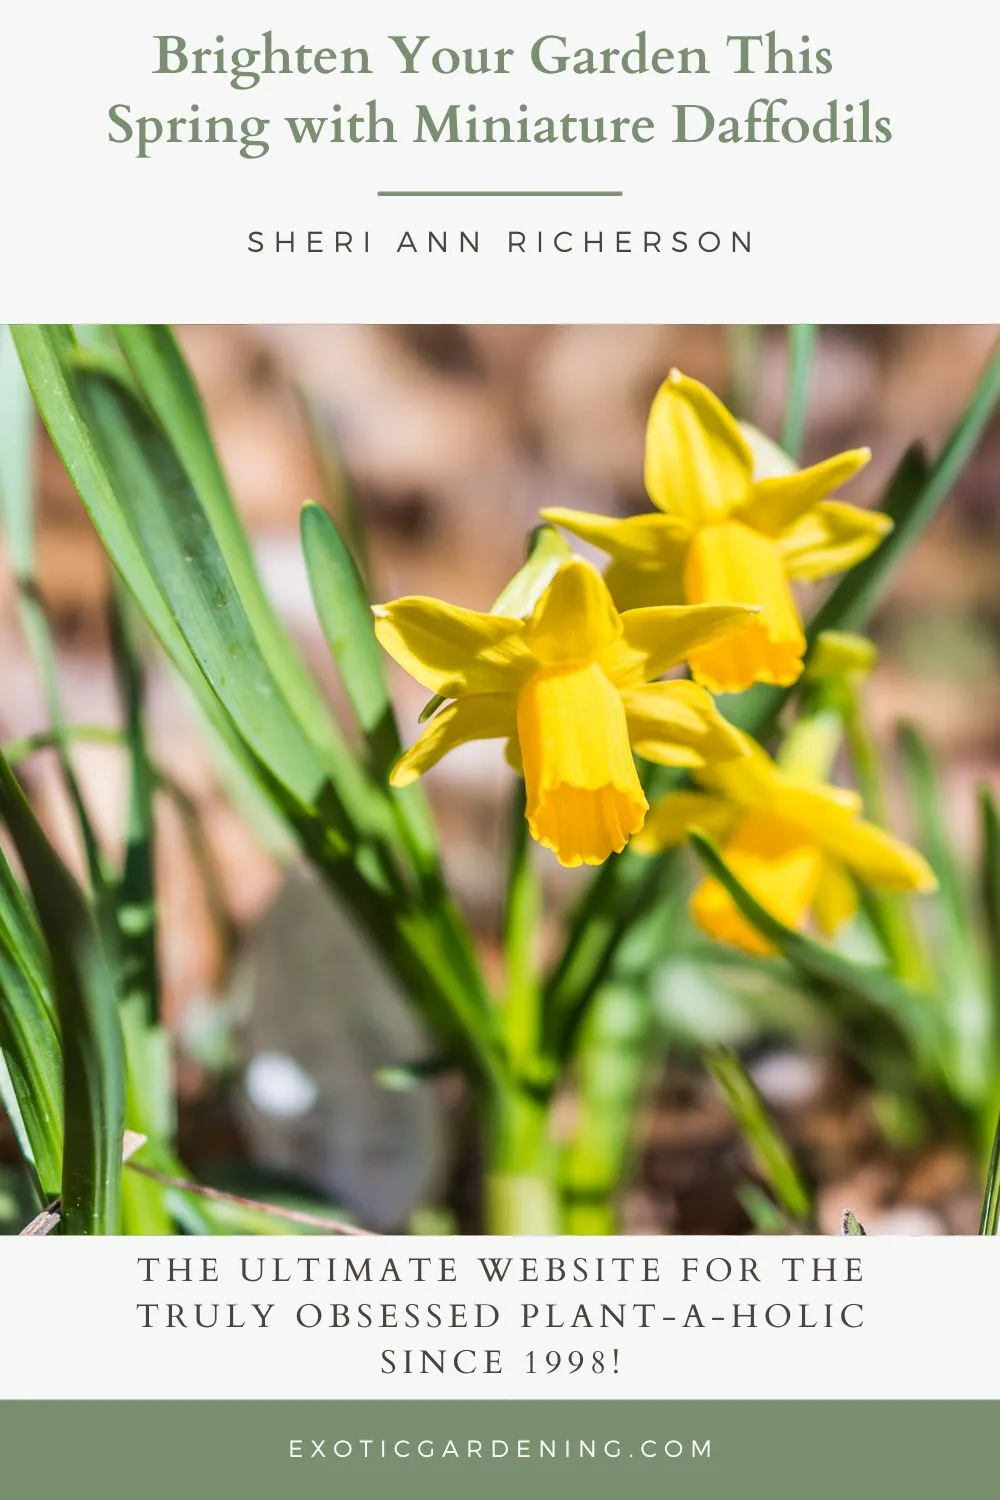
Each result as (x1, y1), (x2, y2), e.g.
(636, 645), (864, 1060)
(373, 369), (935, 952)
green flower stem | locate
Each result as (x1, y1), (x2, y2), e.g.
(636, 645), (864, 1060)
(559, 980), (655, 1235)
(543, 845), (681, 1064)
(502, 782), (542, 1071)
(484, 1085), (560, 1235)
(775, 704), (841, 782)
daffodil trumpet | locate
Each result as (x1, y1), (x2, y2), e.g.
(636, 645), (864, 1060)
(633, 733), (936, 955)
(542, 369), (891, 695)
(374, 557), (757, 868)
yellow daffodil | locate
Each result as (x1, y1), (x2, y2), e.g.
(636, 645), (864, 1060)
(541, 369), (891, 695)
(374, 558), (758, 868)
(632, 733), (935, 954)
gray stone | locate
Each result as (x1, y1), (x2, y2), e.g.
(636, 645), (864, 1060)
(234, 869), (448, 1230)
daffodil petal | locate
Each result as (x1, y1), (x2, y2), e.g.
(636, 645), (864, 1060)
(739, 448), (872, 534)
(683, 521), (806, 692)
(766, 777), (932, 893)
(777, 501), (893, 582)
(813, 858), (860, 936)
(540, 507), (691, 567)
(521, 557), (622, 665)
(778, 782), (864, 821)
(604, 557), (686, 610)
(690, 810), (824, 955)
(390, 694), (516, 786)
(695, 731), (782, 806)
(631, 790), (736, 854)
(644, 370), (753, 524)
(516, 662), (646, 866)
(600, 603), (759, 686)
(812, 815), (937, 893)
(374, 598), (530, 696)
(621, 681), (748, 767)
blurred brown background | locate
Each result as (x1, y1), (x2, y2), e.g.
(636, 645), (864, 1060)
(2, 324), (999, 1233)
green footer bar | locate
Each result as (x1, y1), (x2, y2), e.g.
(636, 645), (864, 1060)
(0, 1401), (992, 1497)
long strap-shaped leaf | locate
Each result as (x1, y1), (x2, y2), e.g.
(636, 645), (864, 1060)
(0, 752), (124, 1234)
(0, 328), (105, 893)
(112, 325), (348, 764)
(0, 827), (63, 1199)
(14, 327), (502, 1086)
(0, 882), (63, 1198)
(301, 500), (438, 869)
(300, 503), (491, 1015)
(705, 1046), (812, 1228)
(12, 327), (369, 833)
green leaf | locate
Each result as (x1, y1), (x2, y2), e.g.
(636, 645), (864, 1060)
(736, 1181), (791, 1235)
(841, 684), (932, 990)
(75, 372), (356, 821)
(301, 498), (444, 889)
(0, 863), (63, 1199)
(295, 384), (370, 580)
(898, 724), (979, 965)
(980, 787), (1000, 1025)
(726, 325), (763, 421)
(779, 324), (817, 461)
(0, 781), (64, 1204)
(118, 999), (175, 1235)
(706, 1046), (812, 1226)
(11, 327), (360, 837)
(821, 338), (1000, 629)
(301, 501), (403, 779)
(112, 325), (348, 764)
(543, 849), (683, 1064)
(980, 1107), (1000, 1235)
(108, 599), (179, 1235)
(13, 326), (501, 1090)
(299, 511), (494, 1054)
(898, 724), (990, 1104)
(0, 327), (105, 893)
(0, 751), (124, 1234)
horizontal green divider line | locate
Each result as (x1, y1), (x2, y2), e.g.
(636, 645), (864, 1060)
(376, 190), (624, 198)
